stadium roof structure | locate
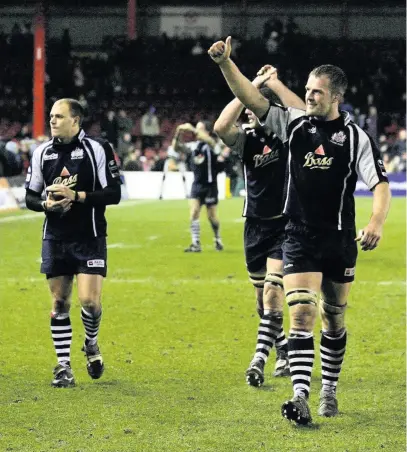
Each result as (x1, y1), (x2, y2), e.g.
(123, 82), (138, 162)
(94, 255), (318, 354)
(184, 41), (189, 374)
(1, 0), (405, 6)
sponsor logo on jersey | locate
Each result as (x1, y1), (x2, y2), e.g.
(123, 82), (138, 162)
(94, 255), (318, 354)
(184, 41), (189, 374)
(71, 148), (84, 159)
(53, 168), (78, 188)
(193, 154), (205, 165)
(253, 146), (279, 168)
(108, 159), (120, 178)
(330, 131), (347, 146)
(44, 153), (58, 161)
(303, 148), (333, 170)
(377, 159), (387, 176)
(87, 259), (105, 268)
(25, 166), (31, 182)
(344, 267), (355, 276)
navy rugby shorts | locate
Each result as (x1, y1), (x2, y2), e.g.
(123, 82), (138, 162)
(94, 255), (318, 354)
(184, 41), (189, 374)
(244, 217), (286, 274)
(190, 183), (218, 206)
(41, 238), (107, 278)
(282, 220), (358, 283)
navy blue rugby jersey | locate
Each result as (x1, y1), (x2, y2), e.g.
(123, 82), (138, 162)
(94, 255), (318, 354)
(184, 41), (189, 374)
(230, 125), (288, 220)
(260, 108), (388, 230)
(26, 129), (121, 240)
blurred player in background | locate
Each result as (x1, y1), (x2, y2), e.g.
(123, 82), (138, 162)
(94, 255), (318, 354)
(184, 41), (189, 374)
(171, 121), (225, 252)
(214, 65), (306, 386)
(25, 98), (122, 387)
(209, 36), (390, 425)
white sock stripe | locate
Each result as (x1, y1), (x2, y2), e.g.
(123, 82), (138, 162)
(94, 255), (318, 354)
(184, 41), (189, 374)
(320, 352), (344, 361)
(288, 350), (315, 356)
(293, 383), (310, 392)
(320, 370), (340, 378)
(289, 357), (314, 364)
(55, 348), (71, 354)
(291, 375), (311, 382)
(51, 326), (72, 331)
(321, 363), (342, 369)
(322, 379), (338, 386)
(290, 365), (313, 373)
(52, 333), (73, 339)
(54, 340), (72, 346)
(254, 352), (268, 361)
(320, 345), (346, 355)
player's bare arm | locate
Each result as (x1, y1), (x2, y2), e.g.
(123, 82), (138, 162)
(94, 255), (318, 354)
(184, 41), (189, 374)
(356, 181), (391, 251)
(194, 128), (217, 149)
(208, 36), (270, 119)
(214, 73), (272, 146)
(258, 65), (306, 110)
(171, 123), (194, 152)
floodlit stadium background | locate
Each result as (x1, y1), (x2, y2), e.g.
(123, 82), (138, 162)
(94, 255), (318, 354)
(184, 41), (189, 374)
(0, 1), (405, 451)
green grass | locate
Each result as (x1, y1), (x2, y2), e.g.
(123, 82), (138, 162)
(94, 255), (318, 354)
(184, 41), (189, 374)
(0, 197), (405, 452)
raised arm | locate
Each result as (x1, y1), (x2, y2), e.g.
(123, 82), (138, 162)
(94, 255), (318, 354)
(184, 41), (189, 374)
(214, 71), (273, 146)
(258, 65), (306, 110)
(208, 36), (270, 119)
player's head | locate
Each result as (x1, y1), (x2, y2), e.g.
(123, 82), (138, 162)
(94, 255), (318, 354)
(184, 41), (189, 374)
(196, 120), (213, 134)
(49, 98), (84, 142)
(305, 65), (348, 119)
(245, 86), (281, 128)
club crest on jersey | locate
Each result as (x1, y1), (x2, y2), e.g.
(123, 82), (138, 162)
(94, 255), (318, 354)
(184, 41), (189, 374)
(308, 126), (316, 134)
(253, 146), (279, 168)
(330, 131), (347, 146)
(303, 146), (333, 170)
(71, 148), (84, 159)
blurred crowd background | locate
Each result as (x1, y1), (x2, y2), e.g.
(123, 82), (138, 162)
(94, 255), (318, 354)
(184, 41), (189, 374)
(0, 1), (405, 194)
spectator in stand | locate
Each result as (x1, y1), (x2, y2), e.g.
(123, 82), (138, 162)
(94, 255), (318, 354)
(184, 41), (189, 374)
(365, 106), (379, 144)
(117, 109), (133, 139)
(141, 106), (160, 150)
(117, 132), (133, 163)
(123, 148), (142, 171)
(100, 110), (119, 149)
(152, 149), (168, 171)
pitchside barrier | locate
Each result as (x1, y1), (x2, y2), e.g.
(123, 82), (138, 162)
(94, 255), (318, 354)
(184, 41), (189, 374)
(0, 172), (404, 210)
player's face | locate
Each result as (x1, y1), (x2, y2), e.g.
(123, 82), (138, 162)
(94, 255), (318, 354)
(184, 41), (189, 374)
(49, 101), (79, 141)
(245, 108), (259, 128)
(305, 75), (336, 118)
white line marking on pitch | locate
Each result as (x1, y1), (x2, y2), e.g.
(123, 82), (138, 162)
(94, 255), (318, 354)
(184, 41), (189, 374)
(0, 200), (158, 223)
(1, 277), (405, 286)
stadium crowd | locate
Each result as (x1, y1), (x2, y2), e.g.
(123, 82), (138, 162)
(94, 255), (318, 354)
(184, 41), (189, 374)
(0, 20), (405, 178)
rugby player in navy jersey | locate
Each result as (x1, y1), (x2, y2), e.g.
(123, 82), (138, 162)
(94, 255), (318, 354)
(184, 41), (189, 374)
(171, 121), (225, 252)
(214, 66), (306, 386)
(209, 37), (390, 424)
(25, 98), (121, 387)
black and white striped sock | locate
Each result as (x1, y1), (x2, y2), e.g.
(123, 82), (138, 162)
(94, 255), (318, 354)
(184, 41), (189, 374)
(191, 220), (200, 245)
(320, 330), (347, 394)
(275, 326), (288, 356)
(51, 312), (72, 366)
(81, 308), (102, 346)
(251, 311), (281, 364)
(288, 331), (315, 399)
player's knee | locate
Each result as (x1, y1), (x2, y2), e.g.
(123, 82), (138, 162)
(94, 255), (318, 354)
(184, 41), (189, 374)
(263, 310), (284, 325)
(256, 290), (264, 318)
(80, 299), (101, 314)
(264, 272), (284, 307)
(320, 298), (347, 334)
(286, 288), (318, 332)
(53, 299), (70, 314)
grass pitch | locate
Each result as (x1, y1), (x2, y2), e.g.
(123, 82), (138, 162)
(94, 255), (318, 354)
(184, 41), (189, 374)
(0, 197), (405, 452)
